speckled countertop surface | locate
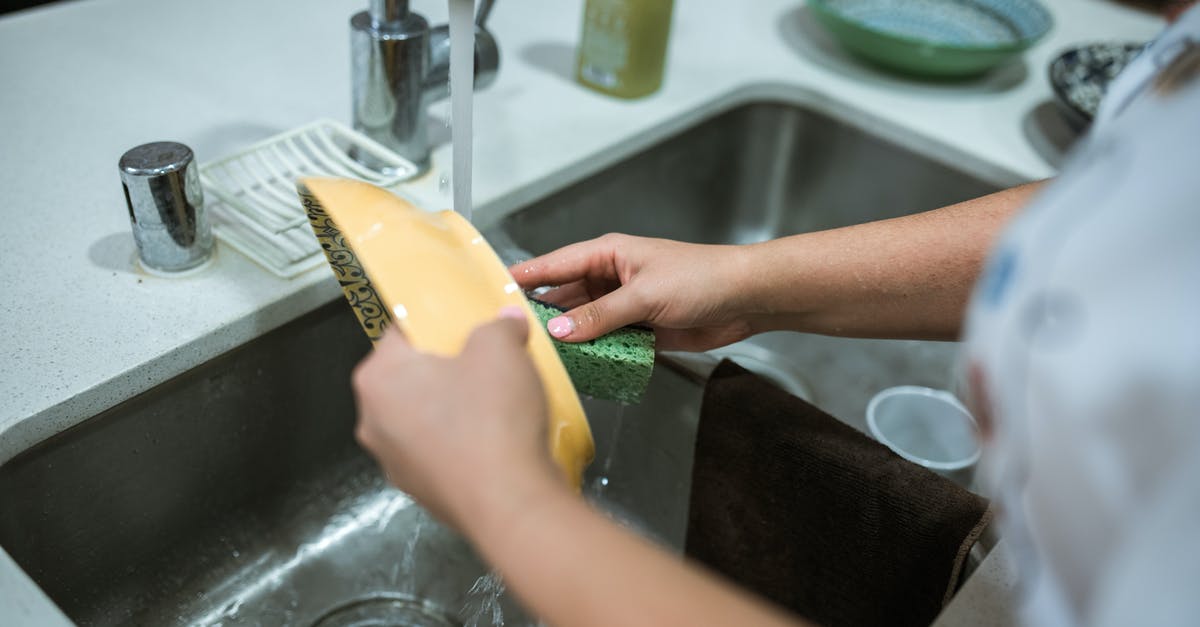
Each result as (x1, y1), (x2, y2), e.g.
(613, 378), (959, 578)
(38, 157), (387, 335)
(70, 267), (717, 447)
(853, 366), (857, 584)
(0, 0), (1159, 622)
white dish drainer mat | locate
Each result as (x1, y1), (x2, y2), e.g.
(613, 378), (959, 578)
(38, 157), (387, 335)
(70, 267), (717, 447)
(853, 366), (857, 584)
(200, 119), (420, 277)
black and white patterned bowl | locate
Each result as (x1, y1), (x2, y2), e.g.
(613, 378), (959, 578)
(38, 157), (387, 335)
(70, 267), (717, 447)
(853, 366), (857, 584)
(1048, 42), (1145, 129)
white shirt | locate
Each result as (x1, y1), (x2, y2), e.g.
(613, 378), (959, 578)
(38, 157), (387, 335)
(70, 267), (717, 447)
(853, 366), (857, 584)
(963, 6), (1200, 626)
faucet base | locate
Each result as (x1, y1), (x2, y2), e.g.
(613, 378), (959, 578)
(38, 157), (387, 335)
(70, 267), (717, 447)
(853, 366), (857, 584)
(349, 2), (500, 180)
(348, 144), (430, 182)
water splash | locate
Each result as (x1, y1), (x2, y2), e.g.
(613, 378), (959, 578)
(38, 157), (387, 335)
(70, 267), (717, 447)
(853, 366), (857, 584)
(462, 571), (506, 627)
(588, 404), (627, 499)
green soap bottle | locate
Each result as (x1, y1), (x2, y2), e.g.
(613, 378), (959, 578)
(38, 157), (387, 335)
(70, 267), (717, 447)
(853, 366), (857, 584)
(576, 0), (674, 99)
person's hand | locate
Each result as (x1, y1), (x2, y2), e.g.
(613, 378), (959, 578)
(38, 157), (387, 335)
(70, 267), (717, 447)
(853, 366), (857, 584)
(510, 234), (756, 352)
(351, 307), (566, 536)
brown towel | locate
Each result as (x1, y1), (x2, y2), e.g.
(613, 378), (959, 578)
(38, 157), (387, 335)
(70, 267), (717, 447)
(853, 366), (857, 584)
(685, 361), (992, 627)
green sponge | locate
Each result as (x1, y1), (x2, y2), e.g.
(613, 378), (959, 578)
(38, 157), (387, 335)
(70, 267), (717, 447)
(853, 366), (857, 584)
(527, 298), (655, 405)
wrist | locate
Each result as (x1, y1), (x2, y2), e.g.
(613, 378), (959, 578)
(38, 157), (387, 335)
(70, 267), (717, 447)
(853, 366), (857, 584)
(456, 458), (573, 551)
(724, 241), (784, 330)
(735, 237), (817, 335)
(712, 244), (754, 315)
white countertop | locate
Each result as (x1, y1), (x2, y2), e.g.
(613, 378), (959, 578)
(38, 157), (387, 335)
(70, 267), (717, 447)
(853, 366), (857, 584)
(0, 0), (1160, 623)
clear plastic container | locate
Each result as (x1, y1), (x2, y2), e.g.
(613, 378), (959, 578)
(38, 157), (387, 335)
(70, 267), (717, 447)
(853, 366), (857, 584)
(866, 386), (981, 479)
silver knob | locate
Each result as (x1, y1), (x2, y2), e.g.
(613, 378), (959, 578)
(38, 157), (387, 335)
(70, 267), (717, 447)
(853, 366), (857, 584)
(119, 142), (214, 274)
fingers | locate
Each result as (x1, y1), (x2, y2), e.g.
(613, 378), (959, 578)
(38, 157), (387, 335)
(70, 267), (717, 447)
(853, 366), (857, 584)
(509, 235), (622, 291)
(374, 324), (410, 350)
(355, 326), (409, 390)
(463, 308), (532, 357)
(497, 304), (527, 321)
(536, 281), (595, 310)
(361, 326), (419, 379)
(547, 290), (645, 342)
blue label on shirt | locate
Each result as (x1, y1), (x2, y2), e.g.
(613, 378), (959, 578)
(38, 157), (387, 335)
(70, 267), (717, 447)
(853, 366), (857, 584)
(980, 248), (1018, 308)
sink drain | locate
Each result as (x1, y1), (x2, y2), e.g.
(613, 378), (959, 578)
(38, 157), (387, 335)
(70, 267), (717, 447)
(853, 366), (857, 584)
(312, 594), (459, 627)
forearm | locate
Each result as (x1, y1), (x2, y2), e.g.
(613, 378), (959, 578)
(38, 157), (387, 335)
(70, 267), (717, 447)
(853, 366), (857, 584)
(466, 478), (803, 627)
(738, 181), (1045, 340)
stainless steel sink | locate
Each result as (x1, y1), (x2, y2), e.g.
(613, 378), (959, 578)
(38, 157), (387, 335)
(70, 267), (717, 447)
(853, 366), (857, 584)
(0, 100), (996, 626)
(491, 101), (996, 432)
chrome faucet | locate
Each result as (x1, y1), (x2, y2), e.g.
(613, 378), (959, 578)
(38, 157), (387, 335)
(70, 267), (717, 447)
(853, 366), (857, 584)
(351, 0), (499, 177)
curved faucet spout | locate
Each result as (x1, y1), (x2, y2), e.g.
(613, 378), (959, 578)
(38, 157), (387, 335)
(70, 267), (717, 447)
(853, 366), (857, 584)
(350, 0), (502, 178)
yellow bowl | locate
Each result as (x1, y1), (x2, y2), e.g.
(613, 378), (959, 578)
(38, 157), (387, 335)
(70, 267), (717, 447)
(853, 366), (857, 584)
(298, 178), (594, 489)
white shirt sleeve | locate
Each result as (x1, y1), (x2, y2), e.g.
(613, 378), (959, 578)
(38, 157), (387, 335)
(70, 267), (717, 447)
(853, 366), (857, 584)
(961, 6), (1200, 626)
(1092, 454), (1200, 627)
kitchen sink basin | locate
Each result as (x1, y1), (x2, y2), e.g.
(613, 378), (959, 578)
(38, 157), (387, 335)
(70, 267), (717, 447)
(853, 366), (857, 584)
(0, 100), (996, 626)
(491, 100), (996, 432)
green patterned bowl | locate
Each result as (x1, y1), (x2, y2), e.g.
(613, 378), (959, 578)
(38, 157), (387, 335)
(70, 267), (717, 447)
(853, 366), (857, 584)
(808, 0), (1053, 77)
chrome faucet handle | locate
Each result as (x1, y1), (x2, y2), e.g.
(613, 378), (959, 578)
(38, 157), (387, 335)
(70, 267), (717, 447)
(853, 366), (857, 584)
(350, 0), (501, 177)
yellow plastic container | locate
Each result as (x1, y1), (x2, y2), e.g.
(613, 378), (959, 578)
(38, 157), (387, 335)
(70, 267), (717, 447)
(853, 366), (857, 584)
(576, 0), (674, 99)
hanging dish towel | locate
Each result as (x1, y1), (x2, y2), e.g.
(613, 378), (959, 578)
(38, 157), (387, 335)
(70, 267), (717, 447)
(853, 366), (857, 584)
(686, 361), (992, 627)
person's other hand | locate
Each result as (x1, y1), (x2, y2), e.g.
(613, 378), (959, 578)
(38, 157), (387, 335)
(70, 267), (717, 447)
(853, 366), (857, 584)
(351, 308), (565, 535)
(510, 234), (755, 351)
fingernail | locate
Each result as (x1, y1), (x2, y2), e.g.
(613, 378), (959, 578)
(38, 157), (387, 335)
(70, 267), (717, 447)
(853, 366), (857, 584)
(547, 316), (574, 338)
(498, 305), (526, 320)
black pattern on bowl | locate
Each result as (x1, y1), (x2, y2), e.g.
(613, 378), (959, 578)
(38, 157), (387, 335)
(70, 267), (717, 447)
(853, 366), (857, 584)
(1048, 42), (1144, 129)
